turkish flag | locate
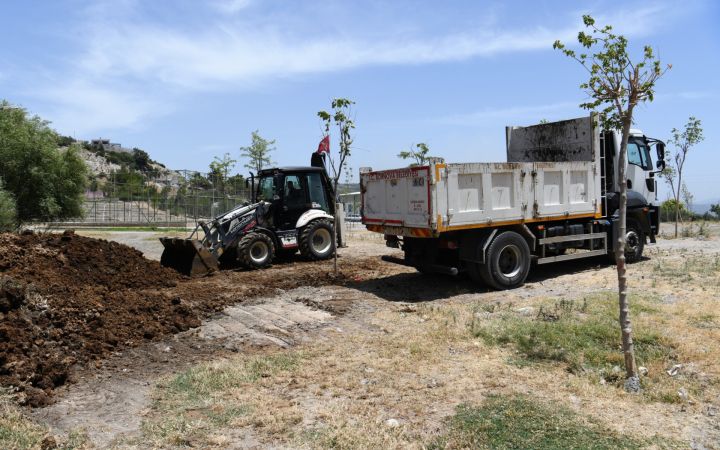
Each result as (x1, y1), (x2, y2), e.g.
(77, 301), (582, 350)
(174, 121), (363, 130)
(316, 135), (330, 154)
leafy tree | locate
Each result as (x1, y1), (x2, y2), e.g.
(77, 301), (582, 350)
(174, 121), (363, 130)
(659, 117), (703, 237)
(554, 16), (669, 391)
(398, 143), (442, 167)
(318, 98), (356, 275)
(240, 130), (275, 173)
(711, 204), (720, 219)
(0, 179), (17, 231)
(659, 199), (689, 222)
(209, 152), (237, 196)
(131, 148), (153, 173)
(0, 100), (88, 222)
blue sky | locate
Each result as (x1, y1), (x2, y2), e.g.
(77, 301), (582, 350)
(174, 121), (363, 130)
(2, 0), (718, 202)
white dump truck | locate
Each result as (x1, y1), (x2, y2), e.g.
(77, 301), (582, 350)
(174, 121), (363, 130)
(360, 116), (665, 290)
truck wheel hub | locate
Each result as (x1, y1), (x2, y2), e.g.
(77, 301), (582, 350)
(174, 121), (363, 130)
(625, 230), (640, 254)
(498, 245), (522, 278)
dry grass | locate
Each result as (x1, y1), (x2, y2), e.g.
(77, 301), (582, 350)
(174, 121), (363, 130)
(140, 285), (709, 447)
(0, 392), (88, 450)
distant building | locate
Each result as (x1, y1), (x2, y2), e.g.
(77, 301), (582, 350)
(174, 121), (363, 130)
(90, 138), (132, 153)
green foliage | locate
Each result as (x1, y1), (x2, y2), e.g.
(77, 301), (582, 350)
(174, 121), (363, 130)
(0, 180), (17, 231)
(553, 15), (669, 130)
(0, 100), (88, 222)
(711, 203), (720, 219)
(660, 199), (690, 222)
(239, 130), (275, 173)
(318, 98), (355, 194)
(429, 394), (647, 449)
(397, 143), (441, 167)
(209, 152), (238, 195)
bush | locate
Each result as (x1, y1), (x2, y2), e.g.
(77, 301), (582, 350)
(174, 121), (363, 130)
(0, 100), (87, 222)
(0, 181), (17, 231)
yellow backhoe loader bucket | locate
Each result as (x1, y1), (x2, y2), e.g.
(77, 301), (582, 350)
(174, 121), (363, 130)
(159, 238), (219, 277)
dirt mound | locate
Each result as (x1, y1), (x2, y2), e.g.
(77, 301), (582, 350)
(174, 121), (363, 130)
(0, 231), (399, 407)
(0, 231), (191, 406)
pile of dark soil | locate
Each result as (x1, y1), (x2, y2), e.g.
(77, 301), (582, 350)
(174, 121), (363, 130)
(0, 231), (192, 406)
(0, 231), (399, 407)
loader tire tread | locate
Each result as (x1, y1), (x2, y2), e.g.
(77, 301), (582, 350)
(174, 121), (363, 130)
(237, 232), (275, 269)
(299, 219), (335, 261)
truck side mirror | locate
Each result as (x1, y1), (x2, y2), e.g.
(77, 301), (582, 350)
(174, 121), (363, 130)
(654, 142), (666, 171)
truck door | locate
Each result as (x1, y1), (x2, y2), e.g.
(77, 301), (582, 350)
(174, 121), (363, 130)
(626, 138), (655, 204)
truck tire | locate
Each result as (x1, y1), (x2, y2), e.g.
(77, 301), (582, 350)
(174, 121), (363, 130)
(623, 219), (645, 263)
(608, 219), (645, 264)
(299, 219), (335, 260)
(237, 232), (275, 269)
(476, 231), (531, 290)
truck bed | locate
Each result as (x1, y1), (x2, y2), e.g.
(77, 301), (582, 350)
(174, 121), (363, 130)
(362, 161), (601, 237)
(361, 116), (602, 237)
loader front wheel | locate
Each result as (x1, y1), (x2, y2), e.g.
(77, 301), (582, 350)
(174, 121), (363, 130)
(237, 232), (275, 269)
(299, 219), (335, 260)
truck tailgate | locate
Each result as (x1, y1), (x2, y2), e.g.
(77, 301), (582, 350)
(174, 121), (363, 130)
(362, 166), (431, 229)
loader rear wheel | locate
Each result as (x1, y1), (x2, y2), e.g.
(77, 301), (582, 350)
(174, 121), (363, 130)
(237, 232), (275, 269)
(299, 219), (335, 260)
(475, 231), (531, 290)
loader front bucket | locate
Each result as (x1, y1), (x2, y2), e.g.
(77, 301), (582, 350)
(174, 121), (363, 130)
(159, 238), (219, 277)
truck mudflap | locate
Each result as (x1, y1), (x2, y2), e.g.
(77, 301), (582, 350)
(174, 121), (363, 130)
(159, 238), (219, 277)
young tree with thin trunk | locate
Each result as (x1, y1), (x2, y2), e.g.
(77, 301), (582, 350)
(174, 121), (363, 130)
(318, 98), (355, 276)
(554, 15), (669, 392)
(659, 117), (704, 237)
(240, 130), (276, 173)
(398, 143), (441, 167)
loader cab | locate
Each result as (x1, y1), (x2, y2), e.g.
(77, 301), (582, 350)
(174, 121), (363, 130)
(256, 167), (335, 230)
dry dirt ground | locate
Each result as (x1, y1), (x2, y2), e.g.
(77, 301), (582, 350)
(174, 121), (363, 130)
(2, 223), (719, 448)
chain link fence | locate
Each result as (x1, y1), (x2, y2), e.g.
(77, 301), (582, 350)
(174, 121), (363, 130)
(51, 170), (251, 227)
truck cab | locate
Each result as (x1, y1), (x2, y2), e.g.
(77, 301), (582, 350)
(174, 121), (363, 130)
(602, 129), (665, 238)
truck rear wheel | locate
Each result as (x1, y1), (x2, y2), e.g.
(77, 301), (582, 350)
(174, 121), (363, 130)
(474, 231), (531, 290)
(237, 232), (275, 269)
(299, 219), (335, 260)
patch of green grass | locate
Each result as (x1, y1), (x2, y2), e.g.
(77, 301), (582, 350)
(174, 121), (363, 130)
(0, 393), (46, 450)
(471, 293), (675, 377)
(141, 352), (300, 446)
(428, 394), (659, 449)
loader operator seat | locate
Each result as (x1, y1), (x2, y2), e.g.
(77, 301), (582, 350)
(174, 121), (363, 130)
(286, 180), (304, 208)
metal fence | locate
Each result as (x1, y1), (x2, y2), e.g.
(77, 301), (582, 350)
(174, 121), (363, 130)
(53, 170), (252, 227)
(52, 170), (364, 229)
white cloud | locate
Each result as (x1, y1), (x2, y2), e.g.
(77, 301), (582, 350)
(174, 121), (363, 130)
(36, 80), (168, 135)
(25, 1), (673, 135)
(432, 102), (581, 126)
(211, 0), (253, 14)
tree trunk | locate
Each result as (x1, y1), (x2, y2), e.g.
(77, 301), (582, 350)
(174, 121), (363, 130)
(616, 116), (639, 392)
(332, 180), (339, 277)
(674, 172), (682, 238)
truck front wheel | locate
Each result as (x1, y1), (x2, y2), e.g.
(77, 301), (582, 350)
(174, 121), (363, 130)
(472, 231), (531, 290)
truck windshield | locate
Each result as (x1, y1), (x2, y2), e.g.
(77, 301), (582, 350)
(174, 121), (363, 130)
(257, 176), (277, 201)
(627, 139), (653, 171)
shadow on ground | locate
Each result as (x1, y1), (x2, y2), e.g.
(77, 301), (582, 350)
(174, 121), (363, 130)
(347, 255), (623, 303)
